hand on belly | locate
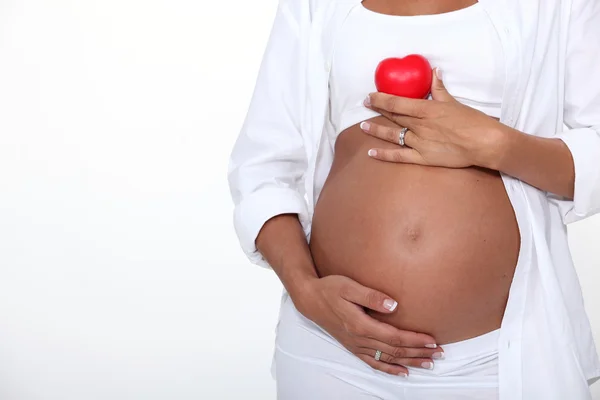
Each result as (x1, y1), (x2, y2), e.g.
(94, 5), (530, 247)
(291, 274), (444, 377)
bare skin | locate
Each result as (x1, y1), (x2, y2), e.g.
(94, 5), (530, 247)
(309, 0), (521, 345)
(361, 0), (477, 16)
(310, 115), (521, 344)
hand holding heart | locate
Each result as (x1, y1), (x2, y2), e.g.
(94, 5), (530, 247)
(362, 67), (507, 169)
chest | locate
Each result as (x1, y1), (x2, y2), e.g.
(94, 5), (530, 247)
(311, 0), (564, 131)
(329, 3), (505, 110)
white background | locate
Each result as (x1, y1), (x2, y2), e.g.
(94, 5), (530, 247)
(0, 0), (598, 399)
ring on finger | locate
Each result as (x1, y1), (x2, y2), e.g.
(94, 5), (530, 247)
(374, 349), (382, 361)
(398, 127), (408, 146)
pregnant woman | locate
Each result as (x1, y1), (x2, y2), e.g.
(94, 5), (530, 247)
(228, 0), (600, 398)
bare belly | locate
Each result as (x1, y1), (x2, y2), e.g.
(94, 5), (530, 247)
(308, 116), (521, 344)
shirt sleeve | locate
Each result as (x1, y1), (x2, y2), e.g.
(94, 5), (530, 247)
(547, 0), (600, 225)
(227, 0), (311, 269)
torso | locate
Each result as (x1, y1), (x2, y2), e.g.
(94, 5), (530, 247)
(308, 0), (521, 345)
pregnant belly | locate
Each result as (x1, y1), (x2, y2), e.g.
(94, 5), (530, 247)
(308, 116), (521, 344)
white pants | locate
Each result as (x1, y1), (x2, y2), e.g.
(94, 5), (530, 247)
(273, 294), (500, 400)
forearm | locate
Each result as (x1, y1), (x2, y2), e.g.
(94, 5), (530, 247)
(255, 214), (319, 300)
(486, 125), (575, 199)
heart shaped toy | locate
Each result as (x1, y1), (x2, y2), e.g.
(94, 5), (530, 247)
(374, 54), (433, 99)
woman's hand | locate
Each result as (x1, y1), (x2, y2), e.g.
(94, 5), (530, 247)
(293, 275), (443, 377)
(360, 68), (507, 169)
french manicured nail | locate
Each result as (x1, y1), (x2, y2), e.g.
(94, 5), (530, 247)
(436, 67), (443, 80)
(421, 362), (434, 370)
(368, 149), (377, 157)
(364, 95), (371, 106)
(383, 299), (397, 311)
(360, 121), (371, 131)
(425, 344), (437, 349)
(432, 352), (445, 359)
(398, 372), (407, 377)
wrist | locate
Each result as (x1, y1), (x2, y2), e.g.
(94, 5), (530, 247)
(286, 273), (320, 307)
(477, 123), (520, 171)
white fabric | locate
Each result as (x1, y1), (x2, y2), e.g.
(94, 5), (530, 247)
(227, 0), (600, 398)
(329, 2), (504, 139)
(274, 294), (500, 399)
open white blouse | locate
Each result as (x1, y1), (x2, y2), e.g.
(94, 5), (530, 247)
(227, 0), (600, 398)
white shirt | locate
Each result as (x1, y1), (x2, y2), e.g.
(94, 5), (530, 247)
(329, 2), (504, 138)
(227, 0), (600, 398)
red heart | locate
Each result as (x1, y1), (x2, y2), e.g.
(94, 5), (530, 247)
(374, 54), (433, 99)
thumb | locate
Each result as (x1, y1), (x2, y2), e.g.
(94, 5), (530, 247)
(430, 67), (453, 102)
(341, 279), (398, 313)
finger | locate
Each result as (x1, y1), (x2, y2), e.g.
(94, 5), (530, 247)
(355, 338), (444, 360)
(356, 348), (435, 369)
(380, 354), (435, 369)
(430, 67), (454, 102)
(374, 109), (420, 132)
(356, 353), (408, 377)
(360, 120), (419, 147)
(359, 317), (438, 349)
(339, 279), (398, 313)
(359, 121), (404, 144)
(367, 147), (425, 165)
(366, 92), (431, 118)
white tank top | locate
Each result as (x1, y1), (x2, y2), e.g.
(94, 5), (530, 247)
(328, 2), (505, 140)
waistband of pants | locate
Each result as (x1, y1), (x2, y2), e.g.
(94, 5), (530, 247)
(436, 328), (500, 361)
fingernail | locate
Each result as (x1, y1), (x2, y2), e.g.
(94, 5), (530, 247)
(360, 121), (371, 131)
(398, 372), (407, 377)
(432, 352), (445, 359)
(364, 95), (371, 107)
(383, 299), (397, 311)
(436, 67), (443, 80)
(425, 344), (437, 349)
(368, 149), (377, 157)
(421, 362), (434, 370)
